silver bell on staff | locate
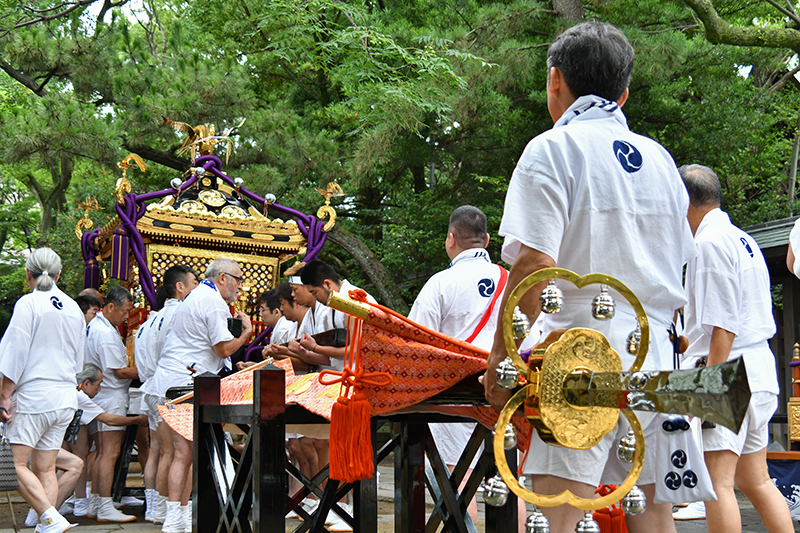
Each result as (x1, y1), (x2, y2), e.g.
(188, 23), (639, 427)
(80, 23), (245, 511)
(626, 321), (641, 355)
(621, 485), (646, 515)
(496, 358), (520, 389)
(526, 507), (550, 533)
(503, 424), (517, 450)
(513, 306), (530, 340)
(540, 280), (563, 313)
(170, 177), (183, 190)
(483, 475), (509, 507)
(616, 429), (636, 464)
(591, 285), (615, 320)
(575, 512), (600, 533)
(194, 166), (206, 178)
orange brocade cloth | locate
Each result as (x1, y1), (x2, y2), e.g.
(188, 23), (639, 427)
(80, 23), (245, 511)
(158, 302), (531, 453)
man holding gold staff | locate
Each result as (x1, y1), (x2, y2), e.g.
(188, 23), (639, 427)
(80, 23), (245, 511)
(484, 21), (696, 533)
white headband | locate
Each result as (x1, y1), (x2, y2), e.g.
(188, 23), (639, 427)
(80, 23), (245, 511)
(288, 276), (302, 284)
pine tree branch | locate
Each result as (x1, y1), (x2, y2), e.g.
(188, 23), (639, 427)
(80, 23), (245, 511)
(0, 58), (49, 96)
(768, 62), (800, 93)
(16, 0), (98, 29)
(683, 0), (800, 54)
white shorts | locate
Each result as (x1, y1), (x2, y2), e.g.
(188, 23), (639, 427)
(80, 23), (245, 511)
(522, 411), (662, 487)
(128, 388), (143, 415)
(92, 393), (128, 433)
(8, 409), (74, 451)
(144, 394), (167, 430)
(430, 422), (483, 468)
(703, 391), (777, 456)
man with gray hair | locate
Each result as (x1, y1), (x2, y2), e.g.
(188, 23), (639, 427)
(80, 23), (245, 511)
(84, 284), (137, 522)
(142, 257), (252, 533)
(680, 164), (792, 533)
(67, 363), (147, 517)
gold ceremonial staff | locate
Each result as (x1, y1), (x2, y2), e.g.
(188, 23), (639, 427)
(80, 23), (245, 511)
(487, 268), (751, 517)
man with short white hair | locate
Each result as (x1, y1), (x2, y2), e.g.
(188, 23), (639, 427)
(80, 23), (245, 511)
(143, 257), (252, 533)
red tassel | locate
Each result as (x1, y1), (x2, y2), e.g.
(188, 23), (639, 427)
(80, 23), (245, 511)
(329, 392), (374, 483)
(593, 485), (629, 533)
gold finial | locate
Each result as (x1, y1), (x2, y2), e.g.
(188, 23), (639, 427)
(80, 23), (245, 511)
(115, 154), (146, 207)
(117, 153), (148, 179)
(284, 261), (306, 277)
(315, 182), (344, 206)
(163, 116), (245, 165)
(794, 343), (800, 361)
(316, 182), (343, 232)
(75, 197), (101, 239)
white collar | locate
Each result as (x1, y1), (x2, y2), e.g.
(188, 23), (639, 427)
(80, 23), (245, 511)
(554, 94), (628, 129)
(449, 248), (491, 268)
(696, 208), (729, 237)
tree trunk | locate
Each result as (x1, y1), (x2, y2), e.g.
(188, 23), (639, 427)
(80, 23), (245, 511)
(326, 226), (409, 314)
(553, 0), (584, 20)
(789, 113), (800, 216)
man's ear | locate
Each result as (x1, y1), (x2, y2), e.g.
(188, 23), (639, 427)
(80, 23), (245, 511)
(484, 234), (490, 248)
(446, 232), (456, 250)
(547, 66), (563, 96)
(617, 87), (629, 108)
(323, 279), (337, 292)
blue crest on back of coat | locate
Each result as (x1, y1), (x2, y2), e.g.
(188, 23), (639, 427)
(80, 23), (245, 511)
(613, 140), (643, 173)
(477, 278), (495, 298)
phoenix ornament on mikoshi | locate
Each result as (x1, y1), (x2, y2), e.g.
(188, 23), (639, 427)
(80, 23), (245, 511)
(162, 116), (246, 165)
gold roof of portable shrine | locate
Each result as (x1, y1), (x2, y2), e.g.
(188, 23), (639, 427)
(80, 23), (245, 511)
(92, 175), (309, 263)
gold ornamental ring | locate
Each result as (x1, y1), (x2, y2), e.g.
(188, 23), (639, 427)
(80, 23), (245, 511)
(493, 388), (645, 510)
(501, 268), (650, 376)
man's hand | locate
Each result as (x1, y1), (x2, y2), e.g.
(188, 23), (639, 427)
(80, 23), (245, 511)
(299, 333), (318, 353)
(0, 397), (11, 424)
(288, 338), (309, 359)
(135, 414), (148, 426)
(235, 311), (253, 337)
(236, 361), (257, 371)
(484, 345), (514, 412)
(0, 378), (14, 423)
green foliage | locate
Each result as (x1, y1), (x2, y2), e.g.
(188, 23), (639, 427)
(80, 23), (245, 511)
(1, 0), (800, 317)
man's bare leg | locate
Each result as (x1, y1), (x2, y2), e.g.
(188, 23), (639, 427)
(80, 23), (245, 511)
(144, 428), (159, 490)
(624, 483), (676, 533)
(168, 431), (192, 502)
(93, 430), (124, 497)
(71, 427), (91, 499)
(156, 421), (174, 497)
(14, 446), (59, 515)
(707, 447), (793, 533)
(54, 449), (83, 509)
(136, 424), (150, 474)
(529, 475), (595, 533)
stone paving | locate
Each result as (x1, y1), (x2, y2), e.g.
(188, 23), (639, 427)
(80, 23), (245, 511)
(0, 463), (797, 532)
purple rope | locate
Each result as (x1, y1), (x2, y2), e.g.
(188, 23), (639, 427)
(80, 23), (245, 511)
(115, 202), (158, 307)
(244, 327), (274, 361)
